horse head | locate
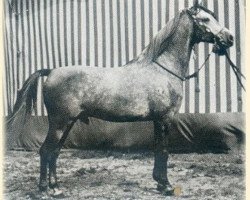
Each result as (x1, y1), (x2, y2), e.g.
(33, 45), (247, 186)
(188, 2), (234, 55)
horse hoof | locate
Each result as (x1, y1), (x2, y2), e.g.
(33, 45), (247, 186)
(51, 188), (65, 198)
(157, 184), (174, 196)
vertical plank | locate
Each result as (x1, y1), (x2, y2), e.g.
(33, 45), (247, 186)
(148, 0), (153, 41)
(85, 0), (90, 66)
(228, 0), (238, 112)
(102, 0), (107, 67)
(184, 0), (190, 113)
(73, 0), (79, 66)
(124, 0), (129, 63)
(33, 0), (43, 115)
(65, 0), (72, 66)
(38, 0), (48, 115)
(235, 0), (243, 111)
(127, 0), (134, 61)
(15, 1), (21, 90)
(224, 0), (232, 112)
(93, 0), (98, 66)
(77, 0), (82, 65)
(8, 1), (16, 109)
(56, 0), (62, 67)
(157, 0), (161, 31)
(109, 0), (114, 67)
(50, 0), (56, 68)
(119, 0), (126, 65)
(140, 0), (145, 50)
(203, 0), (210, 113)
(81, 0), (86, 66)
(165, 0), (170, 23)
(4, 3), (12, 114)
(96, 0), (103, 67)
(104, 0), (111, 67)
(88, 0), (95, 67)
(112, 0), (119, 67)
(135, 0), (142, 56)
(70, 0), (75, 66)
(218, 0), (227, 112)
(63, 0), (68, 66)
(116, 0), (122, 66)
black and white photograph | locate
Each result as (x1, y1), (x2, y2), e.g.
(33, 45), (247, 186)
(3, 0), (246, 199)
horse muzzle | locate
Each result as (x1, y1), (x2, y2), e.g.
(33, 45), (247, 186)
(213, 28), (234, 55)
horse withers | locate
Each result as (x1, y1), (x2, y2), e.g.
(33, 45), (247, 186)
(8, 1), (234, 196)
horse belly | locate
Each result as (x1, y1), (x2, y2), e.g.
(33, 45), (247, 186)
(44, 76), (151, 122)
(81, 93), (152, 122)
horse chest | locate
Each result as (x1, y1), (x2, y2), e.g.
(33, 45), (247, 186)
(148, 83), (183, 115)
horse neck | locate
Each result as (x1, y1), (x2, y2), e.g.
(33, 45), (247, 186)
(137, 12), (194, 76)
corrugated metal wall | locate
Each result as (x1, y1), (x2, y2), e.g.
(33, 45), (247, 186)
(3, 0), (245, 116)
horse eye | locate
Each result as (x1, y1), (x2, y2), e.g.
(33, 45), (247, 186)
(202, 18), (210, 22)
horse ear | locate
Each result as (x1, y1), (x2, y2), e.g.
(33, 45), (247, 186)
(193, 0), (199, 8)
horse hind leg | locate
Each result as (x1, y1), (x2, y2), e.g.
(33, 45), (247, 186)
(39, 116), (77, 191)
(39, 126), (63, 191)
(39, 127), (57, 191)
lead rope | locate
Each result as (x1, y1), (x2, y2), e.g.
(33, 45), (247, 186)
(185, 48), (212, 92)
(224, 51), (246, 91)
(186, 48), (212, 80)
(153, 48), (212, 88)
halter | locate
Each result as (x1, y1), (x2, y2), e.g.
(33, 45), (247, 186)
(153, 7), (245, 91)
(153, 8), (215, 82)
(186, 7), (226, 47)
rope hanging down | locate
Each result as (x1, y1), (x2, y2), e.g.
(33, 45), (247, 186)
(153, 49), (212, 82)
(153, 48), (245, 92)
(224, 51), (246, 91)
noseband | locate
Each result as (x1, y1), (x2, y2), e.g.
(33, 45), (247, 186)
(153, 8), (216, 82)
(186, 7), (225, 46)
(153, 7), (245, 91)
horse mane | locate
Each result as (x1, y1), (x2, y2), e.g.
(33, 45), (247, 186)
(134, 11), (184, 63)
(126, 6), (216, 66)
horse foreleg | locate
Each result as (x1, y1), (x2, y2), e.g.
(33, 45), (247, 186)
(153, 120), (174, 195)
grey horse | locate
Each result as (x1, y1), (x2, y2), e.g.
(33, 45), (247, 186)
(8, 1), (234, 196)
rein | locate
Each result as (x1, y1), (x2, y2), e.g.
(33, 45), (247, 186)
(224, 51), (246, 91)
(153, 8), (213, 83)
(153, 7), (245, 92)
(153, 50), (212, 82)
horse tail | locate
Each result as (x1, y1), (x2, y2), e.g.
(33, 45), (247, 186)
(6, 69), (52, 126)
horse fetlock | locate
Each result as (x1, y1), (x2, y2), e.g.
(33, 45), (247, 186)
(157, 183), (174, 196)
(155, 148), (169, 157)
(153, 168), (167, 182)
(49, 178), (59, 189)
(39, 180), (48, 192)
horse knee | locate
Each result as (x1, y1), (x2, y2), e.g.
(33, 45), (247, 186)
(40, 142), (60, 162)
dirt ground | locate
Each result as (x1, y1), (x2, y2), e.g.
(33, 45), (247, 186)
(4, 150), (245, 200)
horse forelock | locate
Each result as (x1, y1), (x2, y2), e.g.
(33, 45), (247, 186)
(193, 5), (217, 20)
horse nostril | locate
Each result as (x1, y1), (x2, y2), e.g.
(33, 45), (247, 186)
(228, 34), (234, 42)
